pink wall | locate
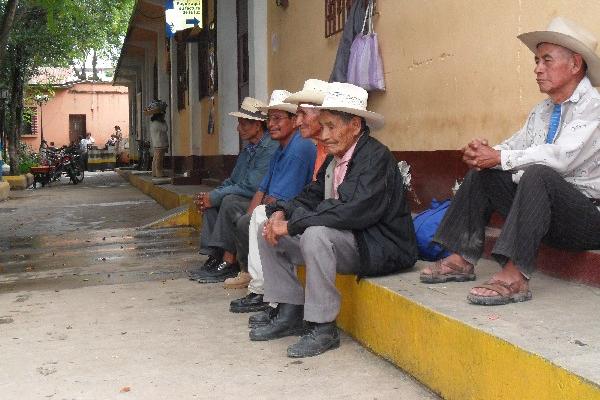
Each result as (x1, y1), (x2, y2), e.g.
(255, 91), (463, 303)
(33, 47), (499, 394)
(22, 82), (129, 150)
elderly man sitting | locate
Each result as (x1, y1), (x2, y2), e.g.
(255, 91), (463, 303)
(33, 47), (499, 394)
(421, 17), (600, 305)
(249, 82), (418, 358)
(190, 97), (278, 280)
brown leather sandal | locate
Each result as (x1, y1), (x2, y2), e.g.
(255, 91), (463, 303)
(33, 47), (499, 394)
(467, 279), (532, 306)
(420, 259), (476, 284)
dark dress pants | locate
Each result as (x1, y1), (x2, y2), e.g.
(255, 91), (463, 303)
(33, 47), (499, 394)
(434, 165), (600, 274)
(199, 194), (250, 258)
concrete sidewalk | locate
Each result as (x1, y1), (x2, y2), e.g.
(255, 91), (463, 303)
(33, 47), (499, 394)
(0, 171), (438, 400)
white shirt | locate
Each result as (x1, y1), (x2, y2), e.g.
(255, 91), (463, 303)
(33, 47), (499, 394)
(494, 76), (600, 199)
(149, 120), (169, 149)
(80, 138), (92, 152)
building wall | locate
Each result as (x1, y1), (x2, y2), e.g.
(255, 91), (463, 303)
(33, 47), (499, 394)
(23, 82), (129, 149)
(267, 0), (600, 151)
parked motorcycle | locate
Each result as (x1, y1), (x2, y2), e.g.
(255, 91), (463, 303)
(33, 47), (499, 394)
(46, 146), (85, 184)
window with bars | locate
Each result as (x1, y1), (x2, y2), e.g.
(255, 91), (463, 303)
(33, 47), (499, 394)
(324, 0), (376, 38)
(20, 107), (37, 135)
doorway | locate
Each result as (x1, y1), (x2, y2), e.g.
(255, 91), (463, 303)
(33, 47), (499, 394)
(69, 114), (86, 144)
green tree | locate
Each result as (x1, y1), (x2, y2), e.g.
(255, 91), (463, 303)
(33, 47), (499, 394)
(0, 0), (134, 174)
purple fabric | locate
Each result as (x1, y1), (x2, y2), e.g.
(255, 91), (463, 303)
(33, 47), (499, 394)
(347, 33), (385, 91)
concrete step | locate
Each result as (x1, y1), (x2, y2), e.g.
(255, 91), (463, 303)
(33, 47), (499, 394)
(333, 259), (600, 400)
(120, 167), (600, 399)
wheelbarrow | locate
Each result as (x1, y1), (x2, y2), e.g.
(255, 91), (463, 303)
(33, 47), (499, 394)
(30, 165), (55, 188)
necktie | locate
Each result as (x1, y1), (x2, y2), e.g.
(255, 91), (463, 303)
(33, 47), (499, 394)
(546, 103), (562, 144)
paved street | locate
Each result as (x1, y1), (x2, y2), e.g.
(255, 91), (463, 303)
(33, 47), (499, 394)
(0, 172), (438, 399)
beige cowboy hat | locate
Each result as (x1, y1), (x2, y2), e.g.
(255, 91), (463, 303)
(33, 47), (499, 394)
(257, 90), (298, 114)
(228, 97), (267, 121)
(284, 79), (331, 105)
(307, 82), (384, 129)
(518, 17), (600, 86)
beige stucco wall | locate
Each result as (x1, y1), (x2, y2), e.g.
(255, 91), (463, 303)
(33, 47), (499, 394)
(23, 82), (129, 149)
(267, 0), (600, 151)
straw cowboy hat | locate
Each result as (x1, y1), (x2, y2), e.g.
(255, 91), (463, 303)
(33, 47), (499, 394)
(257, 90), (298, 114)
(308, 82), (384, 129)
(228, 97), (267, 121)
(518, 17), (600, 86)
(285, 79), (331, 105)
(143, 99), (168, 115)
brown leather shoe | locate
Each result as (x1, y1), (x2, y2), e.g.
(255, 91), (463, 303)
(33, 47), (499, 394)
(223, 271), (251, 289)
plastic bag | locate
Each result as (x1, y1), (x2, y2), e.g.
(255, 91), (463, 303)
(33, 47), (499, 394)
(347, 0), (385, 91)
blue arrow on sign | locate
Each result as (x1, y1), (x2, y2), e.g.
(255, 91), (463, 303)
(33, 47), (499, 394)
(186, 17), (200, 27)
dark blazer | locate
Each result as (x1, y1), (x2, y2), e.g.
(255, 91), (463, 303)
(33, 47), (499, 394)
(266, 129), (417, 278)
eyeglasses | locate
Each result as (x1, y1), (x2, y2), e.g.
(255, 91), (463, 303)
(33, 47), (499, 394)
(266, 115), (292, 124)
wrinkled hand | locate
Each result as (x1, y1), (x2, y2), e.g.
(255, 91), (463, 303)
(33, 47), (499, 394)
(194, 192), (212, 212)
(462, 138), (500, 170)
(263, 211), (287, 246)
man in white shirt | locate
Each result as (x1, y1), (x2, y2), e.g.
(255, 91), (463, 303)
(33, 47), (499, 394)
(421, 17), (600, 305)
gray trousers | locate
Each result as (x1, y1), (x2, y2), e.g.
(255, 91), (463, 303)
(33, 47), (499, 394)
(258, 224), (360, 323)
(199, 194), (250, 257)
(434, 165), (600, 274)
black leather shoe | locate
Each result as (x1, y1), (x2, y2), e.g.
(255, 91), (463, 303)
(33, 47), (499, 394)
(188, 256), (221, 279)
(248, 306), (278, 328)
(230, 293), (270, 313)
(249, 303), (304, 341)
(287, 322), (340, 358)
(195, 261), (240, 283)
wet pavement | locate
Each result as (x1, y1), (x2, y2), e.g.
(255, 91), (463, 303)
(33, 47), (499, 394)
(0, 171), (439, 399)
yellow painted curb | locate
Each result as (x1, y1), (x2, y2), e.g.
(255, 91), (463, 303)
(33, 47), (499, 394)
(3, 175), (28, 190)
(333, 276), (600, 400)
(140, 205), (191, 229)
(118, 170), (201, 229)
(0, 181), (10, 201)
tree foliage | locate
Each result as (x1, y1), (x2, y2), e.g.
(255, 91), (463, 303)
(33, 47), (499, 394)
(0, 0), (135, 174)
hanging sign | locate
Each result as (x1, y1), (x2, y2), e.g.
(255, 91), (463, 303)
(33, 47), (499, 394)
(166, 0), (203, 37)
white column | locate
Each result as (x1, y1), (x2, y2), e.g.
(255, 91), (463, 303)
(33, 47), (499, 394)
(217, 0), (239, 155)
(248, 0), (268, 103)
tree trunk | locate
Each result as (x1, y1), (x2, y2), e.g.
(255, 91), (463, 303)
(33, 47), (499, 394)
(0, 0), (19, 68)
(8, 47), (24, 175)
(92, 49), (99, 81)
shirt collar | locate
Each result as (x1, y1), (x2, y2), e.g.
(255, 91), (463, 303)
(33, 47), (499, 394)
(279, 129), (301, 153)
(565, 76), (592, 104)
(334, 135), (361, 164)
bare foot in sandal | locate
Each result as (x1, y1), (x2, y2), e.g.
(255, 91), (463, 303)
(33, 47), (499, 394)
(467, 261), (531, 306)
(420, 253), (475, 283)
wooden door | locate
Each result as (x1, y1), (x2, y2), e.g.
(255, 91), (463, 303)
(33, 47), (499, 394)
(69, 114), (86, 144)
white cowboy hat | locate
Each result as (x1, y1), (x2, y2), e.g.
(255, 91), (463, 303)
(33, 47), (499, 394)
(518, 17), (600, 86)
(308, 82), (384, 129)
(284, 79), (330, 105)
(257, 90), (298, 114)
(228, 97), (267, 121)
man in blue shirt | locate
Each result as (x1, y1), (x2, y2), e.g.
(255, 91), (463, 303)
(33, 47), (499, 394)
(195, 90), (316, 289)
(191, 97), (278, 279)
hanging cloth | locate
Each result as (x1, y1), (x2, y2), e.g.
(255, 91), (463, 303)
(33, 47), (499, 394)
(346, 0), (385, 91)
(329, 0), (369, 83)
